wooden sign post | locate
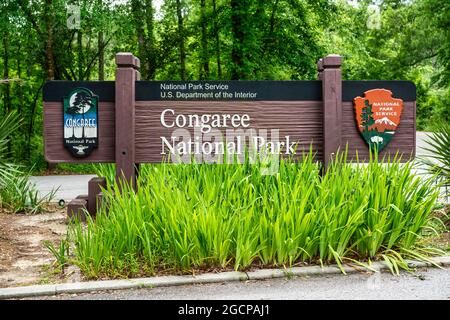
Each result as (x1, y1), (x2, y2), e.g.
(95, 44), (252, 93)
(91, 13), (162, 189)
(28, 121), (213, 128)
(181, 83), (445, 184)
(115, 53), (140, 190)
(321, 55), (342, 170)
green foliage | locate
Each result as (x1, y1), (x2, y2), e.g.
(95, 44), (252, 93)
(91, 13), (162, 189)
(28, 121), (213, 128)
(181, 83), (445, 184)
(322, 0), (449, 130)
(0, 111), (55, 213)
(420, 122), (450, 190)
(0, 174), (57, 214)
(0, 112), (21, 185)
(44, 239), (70, 272)
(0, 0), (448, 169)
(68, 152), (441, 279)
(93, 163), (116, 183)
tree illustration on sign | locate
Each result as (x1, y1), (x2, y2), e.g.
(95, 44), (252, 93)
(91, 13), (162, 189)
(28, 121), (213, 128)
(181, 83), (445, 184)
(72, 91), (94, 137)
(66, 104), (80, 138)
(361, 99), (375, 132)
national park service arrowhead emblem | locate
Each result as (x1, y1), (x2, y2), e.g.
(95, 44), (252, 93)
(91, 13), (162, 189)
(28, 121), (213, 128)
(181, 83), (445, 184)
(353, 89), (403, 151)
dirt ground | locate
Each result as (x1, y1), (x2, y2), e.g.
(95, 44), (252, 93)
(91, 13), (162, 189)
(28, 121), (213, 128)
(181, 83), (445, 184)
(0, 207), (78, 287)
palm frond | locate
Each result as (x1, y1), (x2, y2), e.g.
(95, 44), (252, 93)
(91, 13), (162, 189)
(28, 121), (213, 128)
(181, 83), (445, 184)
(420, 123), (450, 187)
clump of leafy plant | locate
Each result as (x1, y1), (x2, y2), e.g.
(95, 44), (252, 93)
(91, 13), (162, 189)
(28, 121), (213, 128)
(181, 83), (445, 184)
(0, 112), (55, 214)
(0, 112), (21, 187)
(44, 239), (70, 273)
(93, 163), (116, 184)
(66, 151), (443, 279)
(420, 122), (450, 199)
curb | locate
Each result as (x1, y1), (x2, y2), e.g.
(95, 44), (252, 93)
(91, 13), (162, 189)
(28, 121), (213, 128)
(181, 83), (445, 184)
(1, 256), (449, 299)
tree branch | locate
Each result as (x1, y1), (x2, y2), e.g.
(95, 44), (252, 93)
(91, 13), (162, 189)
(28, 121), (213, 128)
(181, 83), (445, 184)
(402, 52), (439, 68)
(82, 36), (112, 80)
(18, 0), (43, 36)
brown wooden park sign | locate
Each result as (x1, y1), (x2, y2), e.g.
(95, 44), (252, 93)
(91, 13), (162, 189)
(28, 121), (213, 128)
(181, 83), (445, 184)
(43, 53), (416, 218)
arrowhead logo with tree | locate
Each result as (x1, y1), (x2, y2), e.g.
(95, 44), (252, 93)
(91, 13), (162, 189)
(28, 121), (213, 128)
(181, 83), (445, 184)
(63, 88), (98, 157)
(353, 89), (403, 151)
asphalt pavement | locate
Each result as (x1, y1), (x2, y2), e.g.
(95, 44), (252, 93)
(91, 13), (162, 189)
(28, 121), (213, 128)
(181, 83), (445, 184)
(28, 174), (96, 202)
(30, 268), (450, 300)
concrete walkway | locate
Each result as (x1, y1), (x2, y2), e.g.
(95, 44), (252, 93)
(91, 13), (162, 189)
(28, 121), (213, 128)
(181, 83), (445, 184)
(29, 132), (437, 203)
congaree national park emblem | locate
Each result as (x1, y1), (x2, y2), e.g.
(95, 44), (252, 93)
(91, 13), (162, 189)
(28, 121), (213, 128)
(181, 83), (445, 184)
(63, 88), (98, 157)
(353, 89), (403, 151)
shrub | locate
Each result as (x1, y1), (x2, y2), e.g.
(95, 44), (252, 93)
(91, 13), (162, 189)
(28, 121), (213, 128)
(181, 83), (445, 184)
(420, 121), (450, 196)
(0, 112), (55, 214)
(69, 152), (442, 278)
(0, 112), (21, 187)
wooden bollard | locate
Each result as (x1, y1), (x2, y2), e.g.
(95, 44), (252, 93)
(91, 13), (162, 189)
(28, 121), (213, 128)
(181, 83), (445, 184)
(96, 192), (105, 215)
(67, 199), (87, 222)
(88, 177), (107, 216)
(76, 194), (88, 201)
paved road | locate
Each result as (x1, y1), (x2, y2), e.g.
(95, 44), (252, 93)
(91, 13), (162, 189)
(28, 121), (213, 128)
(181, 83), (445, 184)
(31, 132), (435, 202)
(28, 174), (96, 202)
(31, 268), (450, 300)
(416, 131), (433, 157)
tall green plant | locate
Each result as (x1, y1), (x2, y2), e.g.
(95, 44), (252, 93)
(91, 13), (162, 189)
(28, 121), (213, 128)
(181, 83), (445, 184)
(68, 152), (442, 279)
(0, 112), (56, 213)
(420, 122), (450, 195)
(0, 112), (21, 187)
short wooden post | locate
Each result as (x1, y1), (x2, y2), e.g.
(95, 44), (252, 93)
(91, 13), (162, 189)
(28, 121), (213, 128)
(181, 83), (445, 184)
(67, 199), (87, 222)
(88, 177), (107, 215)
(115, 53), (140, 190)
(96, 192), (105, 214)
(75, 194), (88, 201)
(321, 54), (342, 171)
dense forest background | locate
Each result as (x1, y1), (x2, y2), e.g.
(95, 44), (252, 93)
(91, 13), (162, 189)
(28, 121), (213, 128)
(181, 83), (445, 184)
(0, 0), (448, 171)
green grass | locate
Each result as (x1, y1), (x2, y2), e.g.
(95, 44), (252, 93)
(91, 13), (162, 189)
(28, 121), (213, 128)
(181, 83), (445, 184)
(0, 174), (57, 214)
(30, 163), (97, 175)
(0, 112), (56, 214)
(66, 151), (443, 279)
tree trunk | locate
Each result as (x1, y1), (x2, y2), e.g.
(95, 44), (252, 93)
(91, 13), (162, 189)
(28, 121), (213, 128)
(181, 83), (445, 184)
(72, 115), (75, 138)
(44, 0), (55, 80)
(200, 0), (209, 79)
(27, 82), (44, 161)
(230, 0), (245, 80)
(44, 0), (56, 168)
(145, 0), (156, 79)
(98, 31), (104, 80)
(269, 0), (279, 36)
(132, 0), (147, 79)
(2, 31), (11, 115)
(3, 29), (12, 155)
(82, 112), (85, 138)
(98, 0), (105, 80)
(17, 42), (23, 116)
(176, 0), (186, 80)
(212, 0), (222, 78)
(78, 30), (83, 80)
